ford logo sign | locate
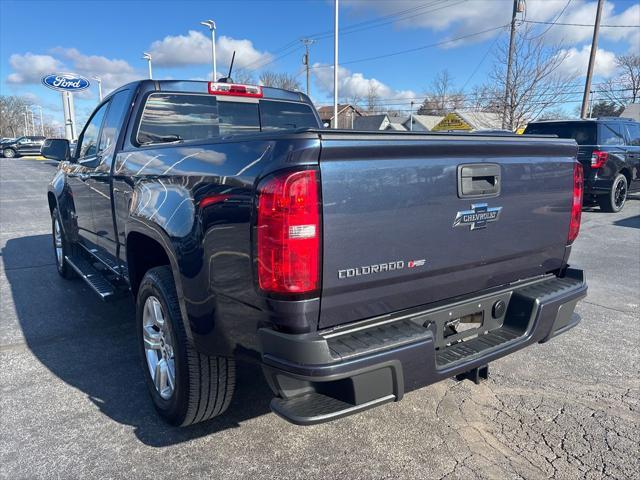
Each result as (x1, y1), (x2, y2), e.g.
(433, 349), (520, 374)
(42, 73), (90, 92)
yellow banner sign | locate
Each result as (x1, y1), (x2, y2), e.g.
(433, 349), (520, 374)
(431, 113), (472, 132)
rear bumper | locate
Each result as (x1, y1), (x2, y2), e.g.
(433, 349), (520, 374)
(259, 269), (587, 425)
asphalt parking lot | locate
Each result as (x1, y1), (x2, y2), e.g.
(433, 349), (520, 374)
(1, 157), (638, 480)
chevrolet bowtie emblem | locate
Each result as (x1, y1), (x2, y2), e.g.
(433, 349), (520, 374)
(453, 203), (502, 230)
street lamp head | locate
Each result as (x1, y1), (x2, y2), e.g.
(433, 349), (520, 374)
(143, 52), (152, 60)
(92, 75), (101, 82)
(200, 19), (216, 30)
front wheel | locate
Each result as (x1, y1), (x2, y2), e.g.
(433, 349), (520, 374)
(3, 148), (17, 158)
(136, 266), (236, 426)
(51, 208), (76, 279)
(598, 174), (628, 213)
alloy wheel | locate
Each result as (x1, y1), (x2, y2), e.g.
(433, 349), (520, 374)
(142, 295), (176, 400)
(614, 178), (627, 209)
(53, 217), (63, 267)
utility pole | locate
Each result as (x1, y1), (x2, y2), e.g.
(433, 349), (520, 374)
(333, 0), (339, 129)
(301, 38), (315, 96)
(502, 0), (525, 131)
(581, 0), (604, 119)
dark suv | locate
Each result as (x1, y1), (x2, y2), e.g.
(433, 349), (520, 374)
(1, 136), (46, 158)
(524, 118), (640, 212)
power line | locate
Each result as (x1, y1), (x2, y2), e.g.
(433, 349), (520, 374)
(311, 24), (509, 69)
(523, 20), (640, 28)
(242, 0), (467, 71)
(309, 0), (468, 41)
(522, 0), (573, 40)
(304, 0), (451, 40)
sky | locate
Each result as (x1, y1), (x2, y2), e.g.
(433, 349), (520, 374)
(1, 0), (638, 132)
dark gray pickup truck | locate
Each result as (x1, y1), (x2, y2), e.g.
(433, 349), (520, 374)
(43, 80), (587, 426)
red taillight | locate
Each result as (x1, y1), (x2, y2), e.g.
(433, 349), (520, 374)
(590, 150), (608, 169)
(208, 82), (263, 98)
(568, 162), (583, 245)
(257, 169), (321, 295)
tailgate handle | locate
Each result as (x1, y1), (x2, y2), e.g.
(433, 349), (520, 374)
(457, 164), (501, 198)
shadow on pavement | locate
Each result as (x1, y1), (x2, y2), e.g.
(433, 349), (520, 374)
(613, 214), (640, 229)
(3, 234), (274, 447)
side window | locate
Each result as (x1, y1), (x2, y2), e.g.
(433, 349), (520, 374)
(77, 102), (109, 159)
(599, 123), (625, 146)
(624, 123), (640, 146)
(98, 90), (130, 167)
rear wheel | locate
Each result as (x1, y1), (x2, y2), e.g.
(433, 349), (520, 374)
(136, 266), (235, 426)
(598, 174), (627, 213)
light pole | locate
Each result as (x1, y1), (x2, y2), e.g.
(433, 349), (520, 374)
(93, 76), (103, 101)
(33, 105), (44, 136)
(23, 110), (28, 136)
(333, 0), (339, 129)
(410, 101), (414, 131)
(143, 52), (153, 79)
(29, 108), (35, 137)
(200, 20), (217, 81)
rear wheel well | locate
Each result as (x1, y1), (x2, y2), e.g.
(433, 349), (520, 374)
(619, 168), (631, 186)
(127, 232), (171, 296)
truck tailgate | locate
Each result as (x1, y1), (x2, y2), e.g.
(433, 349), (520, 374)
(318, 133), (578, 329)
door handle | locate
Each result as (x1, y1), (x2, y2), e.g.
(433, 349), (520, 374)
(457, 164), (501, 198)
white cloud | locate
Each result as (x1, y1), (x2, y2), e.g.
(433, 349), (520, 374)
(555, 45), (618, 78)
(6, 49), (142, 96)
(149, 30), (272, 70)
(52, 48), (142, 92)
(312, 63), (416, 103)
(345, 0), (638, 48)
(6, 53), (63, 84)
(538, 1), (640, 47)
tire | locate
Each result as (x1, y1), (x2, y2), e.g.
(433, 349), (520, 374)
(598, 174), (628, 213)
(51, 208), (76, 279)
(136, 266), (235, 426)
(3, 148), (17, 158)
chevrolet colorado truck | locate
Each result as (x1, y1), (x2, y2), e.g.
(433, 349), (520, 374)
(43, 80), (587, 426)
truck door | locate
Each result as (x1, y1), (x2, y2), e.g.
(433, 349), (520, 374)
(623, 122), (640, 190)
(91, 90), (131, 265)
(68, 101), (109, 249)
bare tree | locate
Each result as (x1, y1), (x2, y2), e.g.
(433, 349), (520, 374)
(475, 27), (576, 130)
(417, 70), (465, 115)
(601, 54), (640, 107)
(232, 69), (256, 85)
(259, 71), (301, 91)
(341, 92), (363, 110)
(0, 95), (30, 137)
(366, 83), (381, 113)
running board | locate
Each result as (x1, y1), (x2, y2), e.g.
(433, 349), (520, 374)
(65, 255), (118, 300)
(271, 392), (396, 426)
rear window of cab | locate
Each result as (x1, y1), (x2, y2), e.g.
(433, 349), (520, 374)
(136, 93), (318, 146)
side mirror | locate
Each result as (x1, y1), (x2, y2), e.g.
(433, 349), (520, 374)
(41, 138), (70, 162)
